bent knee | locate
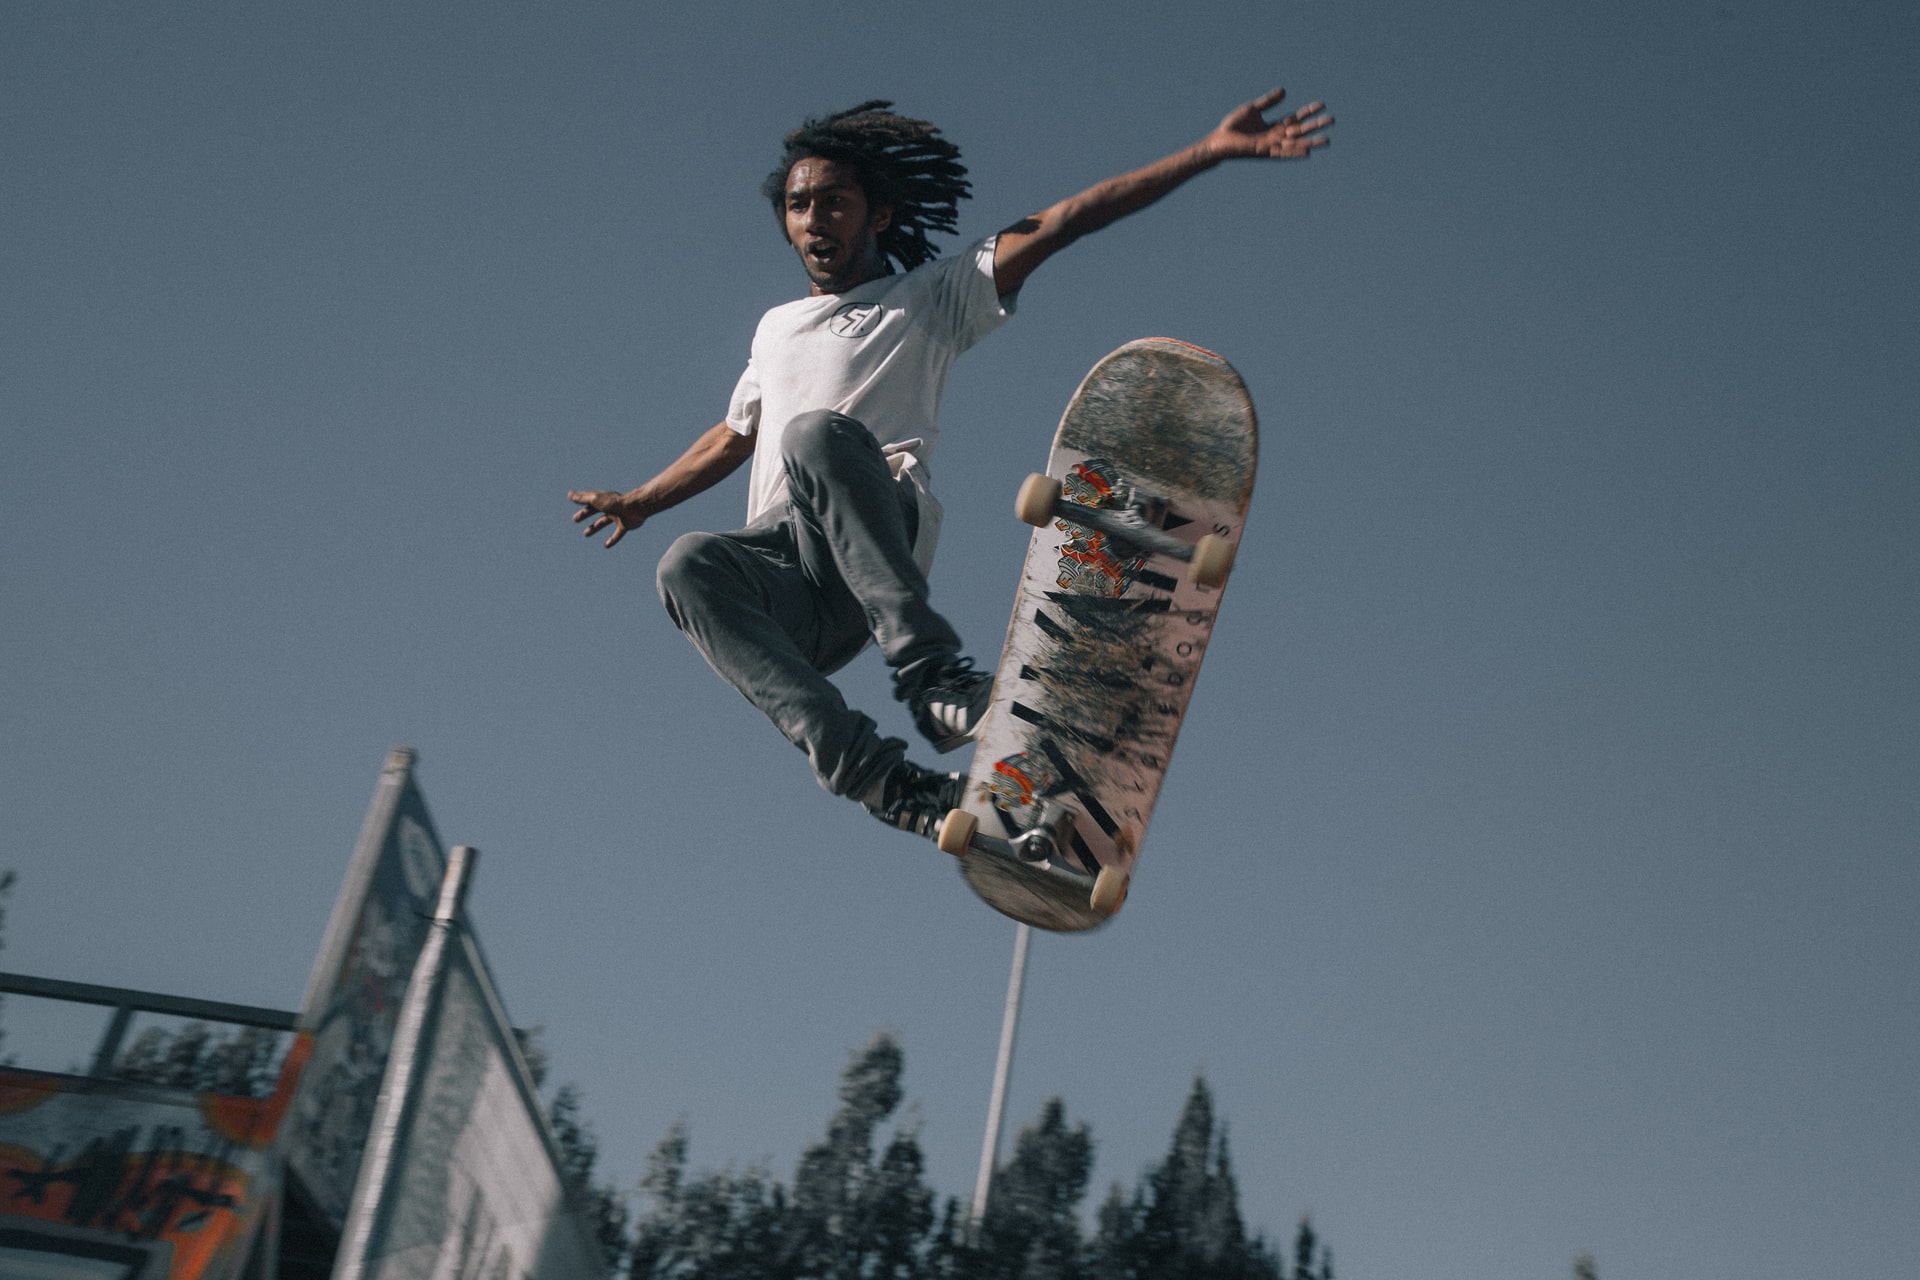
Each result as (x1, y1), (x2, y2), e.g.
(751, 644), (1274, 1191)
(780, 409), (869, 471)
(655, 532), (732, 611)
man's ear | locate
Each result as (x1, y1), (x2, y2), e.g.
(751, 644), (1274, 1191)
(870, 205), (893, 234)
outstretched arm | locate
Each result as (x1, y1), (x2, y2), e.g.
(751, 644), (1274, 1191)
(568, 421), (755, 548)
(992, 87), (1332, 296)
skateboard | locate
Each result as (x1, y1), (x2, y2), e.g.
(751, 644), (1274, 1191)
(934, 338), (1257, 931)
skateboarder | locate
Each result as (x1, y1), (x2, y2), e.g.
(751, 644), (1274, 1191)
(568, 88), (1331, 839)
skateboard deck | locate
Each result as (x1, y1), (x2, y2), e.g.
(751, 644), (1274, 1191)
(936, 338), (1257, 931)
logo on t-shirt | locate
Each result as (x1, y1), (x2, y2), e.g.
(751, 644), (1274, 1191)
(828, 302), (885, 338)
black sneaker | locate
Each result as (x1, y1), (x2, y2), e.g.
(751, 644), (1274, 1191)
(860, 760), (964, 839)
(909, 658), (994, 753)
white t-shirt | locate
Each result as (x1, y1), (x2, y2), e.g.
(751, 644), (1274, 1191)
(725, 236), (1015, 570)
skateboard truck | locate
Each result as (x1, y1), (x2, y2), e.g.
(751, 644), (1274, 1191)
(937, 799), (1075, 867)
(938, 802), (1132, 918)
(1008, 798), (1077, 865)
(1015, 472), (1236, 589)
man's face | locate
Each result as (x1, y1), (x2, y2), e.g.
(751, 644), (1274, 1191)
(783, 156), (891, 294)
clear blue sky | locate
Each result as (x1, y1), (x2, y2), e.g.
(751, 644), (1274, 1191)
(4, 3), (1915, 1277)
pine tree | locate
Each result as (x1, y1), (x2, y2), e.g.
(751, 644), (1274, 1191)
(1088, 1076), (1286, 1280)
(863, 1124), (937, 1279)
(628, 1122), (793, 1280)
(605, 1046), (1329, 1280)
(628, 1035), (939, 1280)
(546, 1082), (632, 1275)
(974, 1098), (1093, 1280)
(627, 1123), (686, 1278)
(920, 1198), (976, 1280)
(1083, 1183), (1137, 1280)
(1290, 1217), (1331, 1280)
(1138, 1077), (1246, 1277)
(786, 1034), (934, 1279)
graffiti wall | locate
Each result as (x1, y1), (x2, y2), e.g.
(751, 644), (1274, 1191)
(0, 1036), (309, 1280)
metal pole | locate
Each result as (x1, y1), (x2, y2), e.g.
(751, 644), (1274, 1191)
(969, 921), (1031, 1234)
(332, 845), (477, 1280)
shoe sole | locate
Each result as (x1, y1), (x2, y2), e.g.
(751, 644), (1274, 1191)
(927, 725), (978, 754)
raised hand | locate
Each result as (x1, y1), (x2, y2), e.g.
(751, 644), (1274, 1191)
(1205, 87), (1333, 161)
(569, 489), (646, 548)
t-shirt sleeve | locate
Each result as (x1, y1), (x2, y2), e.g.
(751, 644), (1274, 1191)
(725, 358), (761, 435)
(939, 235), (1017, 353)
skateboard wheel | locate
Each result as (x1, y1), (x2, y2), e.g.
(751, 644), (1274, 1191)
(1015, 473), (1063, 527)
(1090, 866), (1129, 916)
(937, 808), (977, 858)
(1189, 533), (1234, 589)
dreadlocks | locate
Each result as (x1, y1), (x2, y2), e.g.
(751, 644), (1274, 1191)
(761, 100), (971, 274)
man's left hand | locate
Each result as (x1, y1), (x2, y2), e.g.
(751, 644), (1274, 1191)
(1204, 87), (1333, 162)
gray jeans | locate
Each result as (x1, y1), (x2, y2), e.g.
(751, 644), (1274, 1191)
(656, 410), (962, 798)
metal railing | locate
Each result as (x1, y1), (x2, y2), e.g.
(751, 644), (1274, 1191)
(0, 970), (296, 1079)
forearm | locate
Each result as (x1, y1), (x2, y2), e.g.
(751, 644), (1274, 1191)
(1045, 141), (1222, 243)
(994, 142), (1219, 294)
(623, 421), (754, 519)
